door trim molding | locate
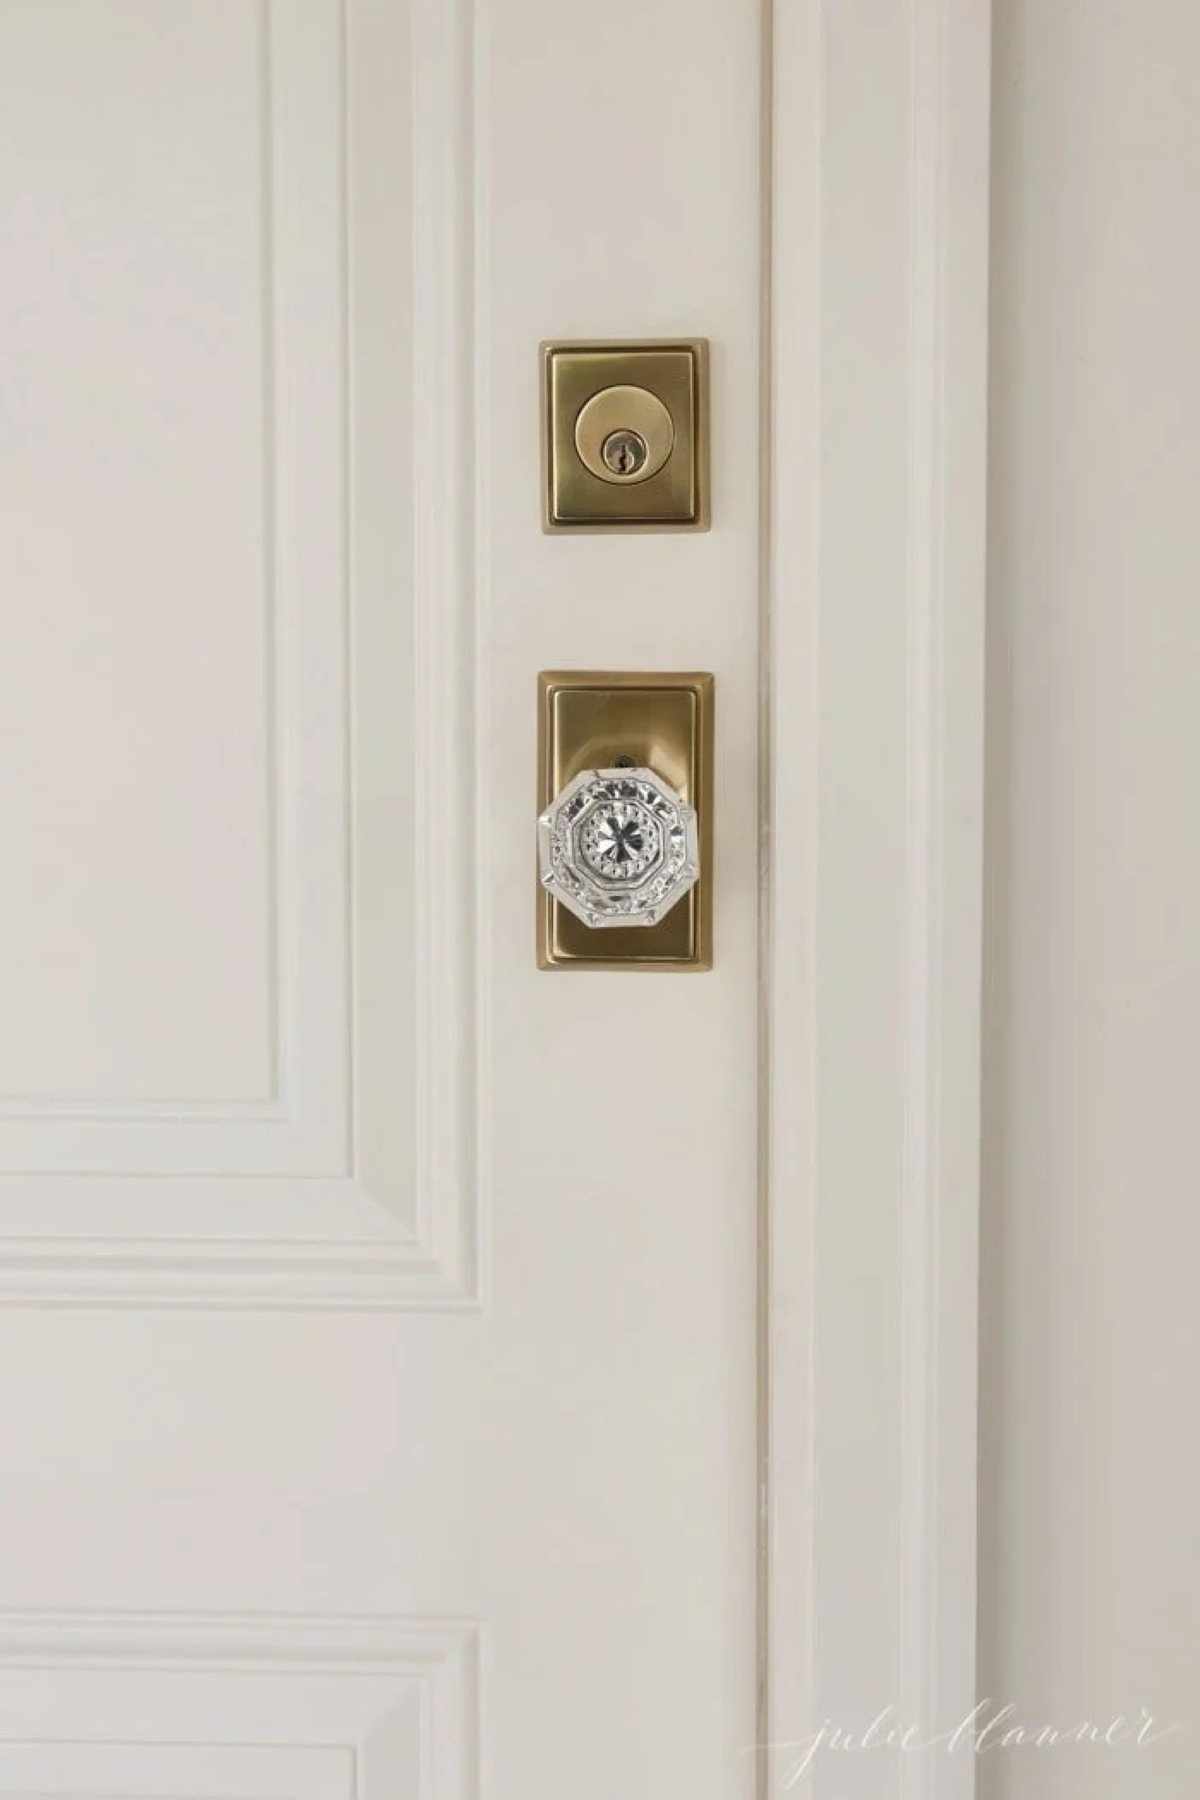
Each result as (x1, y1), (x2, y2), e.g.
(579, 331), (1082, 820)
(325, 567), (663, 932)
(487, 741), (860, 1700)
(0, 1610), (479, 1800)
(0, 0), (481, 1313)
(763, 2), (991, 1794)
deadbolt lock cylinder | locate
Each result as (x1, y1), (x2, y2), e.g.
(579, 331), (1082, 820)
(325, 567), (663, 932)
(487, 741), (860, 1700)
(573, 385), (675, 485)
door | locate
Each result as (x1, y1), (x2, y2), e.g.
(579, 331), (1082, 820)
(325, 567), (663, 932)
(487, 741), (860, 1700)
(0, 5), (761, 1800)
(0, 6), (999, 1800)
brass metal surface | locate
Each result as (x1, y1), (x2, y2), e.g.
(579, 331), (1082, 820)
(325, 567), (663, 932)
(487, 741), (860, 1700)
(541, 341), (709, 530)
(537, 671), (714, 970)
(573, 384), (674, 484)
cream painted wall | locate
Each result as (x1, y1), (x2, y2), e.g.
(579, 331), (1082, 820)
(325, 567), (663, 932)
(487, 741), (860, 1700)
(981, 2), (1200, 1796)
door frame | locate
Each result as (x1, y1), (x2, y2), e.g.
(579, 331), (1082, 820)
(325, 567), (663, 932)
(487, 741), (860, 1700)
(763, 3), (992, 1795)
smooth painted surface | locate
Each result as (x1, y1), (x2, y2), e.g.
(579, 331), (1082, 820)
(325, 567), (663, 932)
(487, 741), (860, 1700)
(0, 5), (760, 1800)
(0, 4), (273, 1103)
(765, 6), (991, 1798)
(982, 3), (1200, 1795)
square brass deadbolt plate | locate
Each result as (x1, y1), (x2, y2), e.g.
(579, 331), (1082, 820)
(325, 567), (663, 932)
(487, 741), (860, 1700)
(537, 671), (714, 970)
(541, 341), (709, 530)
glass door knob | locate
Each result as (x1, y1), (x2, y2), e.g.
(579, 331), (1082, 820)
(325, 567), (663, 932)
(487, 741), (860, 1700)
(537, 766), (700, 929)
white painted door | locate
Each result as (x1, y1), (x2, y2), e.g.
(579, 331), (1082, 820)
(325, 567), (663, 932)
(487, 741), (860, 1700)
(0, 5), (761, 1800)
(1, 5), (998, 1800)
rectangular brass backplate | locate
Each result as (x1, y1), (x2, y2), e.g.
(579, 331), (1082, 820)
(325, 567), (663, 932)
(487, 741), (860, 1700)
(541, 340), (709, 531)
(537, 671), (714, 971)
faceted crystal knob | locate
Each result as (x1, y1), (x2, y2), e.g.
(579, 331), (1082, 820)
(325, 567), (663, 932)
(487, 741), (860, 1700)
(537, 766), (700, 929)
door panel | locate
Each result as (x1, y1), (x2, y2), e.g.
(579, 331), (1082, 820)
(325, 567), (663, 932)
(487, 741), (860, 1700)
(0, 5), (760, 1800)
(0, 0), (453, 1276)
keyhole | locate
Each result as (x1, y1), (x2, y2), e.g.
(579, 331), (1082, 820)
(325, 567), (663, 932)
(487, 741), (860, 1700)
(600, 428), (649, 479)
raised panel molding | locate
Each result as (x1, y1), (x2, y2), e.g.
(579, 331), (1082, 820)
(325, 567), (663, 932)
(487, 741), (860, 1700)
(0, 0), (482, 1307)
(0, 1612), (478, 1800)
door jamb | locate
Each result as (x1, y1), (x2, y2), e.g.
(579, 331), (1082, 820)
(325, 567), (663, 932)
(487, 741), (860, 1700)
(762, 4), (992, 1795)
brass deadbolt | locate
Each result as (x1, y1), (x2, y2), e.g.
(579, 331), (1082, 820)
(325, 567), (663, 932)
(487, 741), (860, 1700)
(574, 385), (674, 486)
(541, 340), (709, 530)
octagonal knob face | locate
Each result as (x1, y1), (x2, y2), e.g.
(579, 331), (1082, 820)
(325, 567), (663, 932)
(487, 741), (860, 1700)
(537, 767), (700, 930)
